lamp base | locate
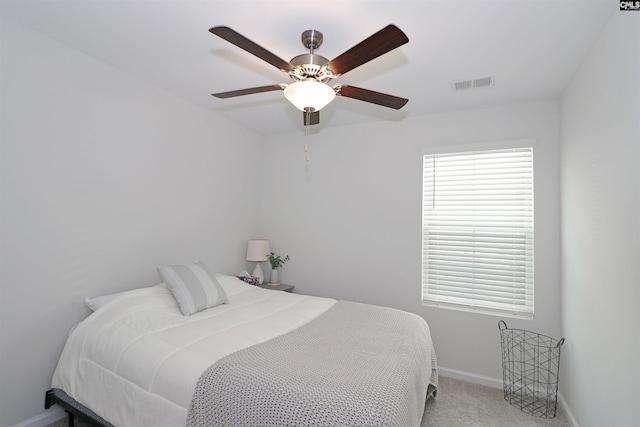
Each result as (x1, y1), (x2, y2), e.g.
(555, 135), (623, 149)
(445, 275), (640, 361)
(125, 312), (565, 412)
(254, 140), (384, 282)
(251, 262), (265, 284)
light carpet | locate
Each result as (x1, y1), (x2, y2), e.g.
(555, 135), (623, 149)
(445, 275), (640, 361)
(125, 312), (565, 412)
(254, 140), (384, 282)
(421, 376), (570, 427)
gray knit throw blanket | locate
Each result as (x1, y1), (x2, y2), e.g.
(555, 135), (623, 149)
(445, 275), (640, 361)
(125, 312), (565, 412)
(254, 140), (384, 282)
(186, 300), (438, 427)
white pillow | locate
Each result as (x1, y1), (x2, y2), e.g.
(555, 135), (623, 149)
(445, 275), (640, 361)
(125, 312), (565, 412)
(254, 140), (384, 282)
(158, 261), (228, 316)
(85, 284), (165, 311)
(85, 292), (124, 311)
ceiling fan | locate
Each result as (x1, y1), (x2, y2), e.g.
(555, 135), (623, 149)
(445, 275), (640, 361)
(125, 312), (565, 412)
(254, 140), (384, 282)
(209, 24), (409, 126)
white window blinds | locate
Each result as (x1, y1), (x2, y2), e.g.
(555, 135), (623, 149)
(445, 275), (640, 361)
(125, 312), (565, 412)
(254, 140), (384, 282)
(422, 147), (534, 318)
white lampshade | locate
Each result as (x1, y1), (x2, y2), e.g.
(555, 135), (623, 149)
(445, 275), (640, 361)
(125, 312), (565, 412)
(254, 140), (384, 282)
(284, 81), (336, 112)
(246, 239), (270, 261)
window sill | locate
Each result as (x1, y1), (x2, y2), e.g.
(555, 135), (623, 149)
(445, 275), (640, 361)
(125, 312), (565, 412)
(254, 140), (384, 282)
(422, 300), (534, 320)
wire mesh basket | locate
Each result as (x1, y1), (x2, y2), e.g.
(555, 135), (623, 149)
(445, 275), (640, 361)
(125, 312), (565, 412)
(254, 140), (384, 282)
(498, 320), (565, 418)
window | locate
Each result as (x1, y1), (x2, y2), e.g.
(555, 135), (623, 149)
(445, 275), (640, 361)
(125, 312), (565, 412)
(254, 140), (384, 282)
(422, 144), (534, 318)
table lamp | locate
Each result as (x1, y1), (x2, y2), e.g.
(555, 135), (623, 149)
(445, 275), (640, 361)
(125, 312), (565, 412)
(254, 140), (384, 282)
(246, 239), (270, 284)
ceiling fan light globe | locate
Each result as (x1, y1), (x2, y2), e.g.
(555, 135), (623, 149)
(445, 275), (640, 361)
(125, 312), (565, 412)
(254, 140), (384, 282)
(284, 81), (335, 112)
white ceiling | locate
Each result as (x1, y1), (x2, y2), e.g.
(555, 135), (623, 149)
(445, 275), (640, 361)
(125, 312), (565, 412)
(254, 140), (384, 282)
(2, 0), (616, 136)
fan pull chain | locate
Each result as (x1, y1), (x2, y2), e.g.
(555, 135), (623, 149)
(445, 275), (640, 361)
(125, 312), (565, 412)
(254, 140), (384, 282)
(304, 109), (311, 162)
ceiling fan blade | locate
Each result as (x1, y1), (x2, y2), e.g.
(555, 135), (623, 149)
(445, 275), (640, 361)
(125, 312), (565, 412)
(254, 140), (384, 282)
(210, 26), (294, 72)
(303, 110), (320, 126)
(212, 85), (284, 99)
(327, 24), (408, 76)
(337, 85), (408, 109)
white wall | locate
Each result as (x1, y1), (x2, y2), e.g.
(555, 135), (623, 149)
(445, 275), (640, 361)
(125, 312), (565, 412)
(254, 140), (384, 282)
(0, 20), (263, 426)
(560, 11), (640, 427)
(258, 99), (562, 382)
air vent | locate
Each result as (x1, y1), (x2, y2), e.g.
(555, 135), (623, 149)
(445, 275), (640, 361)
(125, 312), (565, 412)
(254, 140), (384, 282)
(451, 75), (495, 92)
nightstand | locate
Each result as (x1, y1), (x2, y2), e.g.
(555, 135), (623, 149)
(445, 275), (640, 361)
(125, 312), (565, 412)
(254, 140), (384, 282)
(258, 283), (295, 293)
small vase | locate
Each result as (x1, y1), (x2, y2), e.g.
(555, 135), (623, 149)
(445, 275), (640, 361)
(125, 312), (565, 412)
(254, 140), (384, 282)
(269, 269), (279, 285)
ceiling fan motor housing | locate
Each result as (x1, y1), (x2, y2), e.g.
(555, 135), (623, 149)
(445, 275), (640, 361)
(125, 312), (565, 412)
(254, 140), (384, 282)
(288, 29), (336, 83)
(289, 53), (332, 82)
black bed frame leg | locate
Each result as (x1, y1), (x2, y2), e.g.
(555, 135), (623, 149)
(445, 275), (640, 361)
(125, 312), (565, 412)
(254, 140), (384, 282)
(44, 388), (113, 427)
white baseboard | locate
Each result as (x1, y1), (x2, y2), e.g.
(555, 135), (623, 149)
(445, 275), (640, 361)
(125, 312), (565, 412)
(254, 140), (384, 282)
(438, 365), (504, 389)
(11, 406), (65, 427)
(557, 392), (579, 427)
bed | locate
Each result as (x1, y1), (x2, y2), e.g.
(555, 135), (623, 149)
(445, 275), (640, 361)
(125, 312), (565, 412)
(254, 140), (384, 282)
(47, 269), (438, 426)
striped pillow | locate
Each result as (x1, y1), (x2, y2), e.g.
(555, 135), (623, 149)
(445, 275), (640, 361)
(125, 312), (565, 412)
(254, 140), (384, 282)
(158, 261), (228, 316)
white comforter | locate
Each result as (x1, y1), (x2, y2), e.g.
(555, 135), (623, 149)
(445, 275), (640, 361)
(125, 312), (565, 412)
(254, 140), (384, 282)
(52, 275), (336, 426)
